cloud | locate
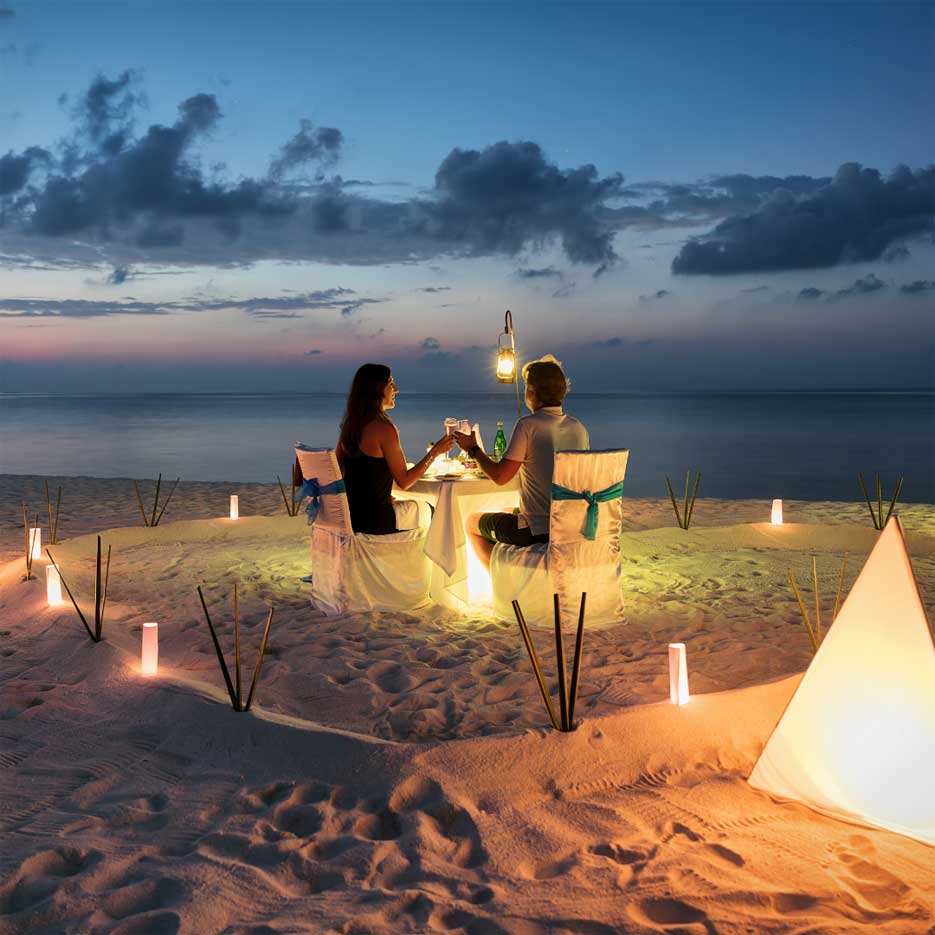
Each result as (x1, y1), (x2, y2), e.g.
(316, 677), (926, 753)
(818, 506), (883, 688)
(901, 279), (935, 294)
(882, 243), (911, 262)
(798, 287), (824, 301)
(594, 336), (625, 347)
(416, 140), (624, 268)
(304, 348), (322, 355)
(269, 119), (343, 178)
(515, 266), (563, 279)
(417, 286), (450, 293)
(832, 273), (887, 299)
(552, 280), (576, 299)
(0, 146), (52, 196)
(672, 163), (935, 275)
(638, 288), (670, 303)
(419, 336), (441, 350)
(0, 298), (171, 318)
(107, 265), (131, 285)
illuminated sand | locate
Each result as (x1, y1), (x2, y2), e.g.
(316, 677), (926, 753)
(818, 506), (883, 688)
(2, 476), (934, 933)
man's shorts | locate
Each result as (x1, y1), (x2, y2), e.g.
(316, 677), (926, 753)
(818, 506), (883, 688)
(477, 511), (549, 547)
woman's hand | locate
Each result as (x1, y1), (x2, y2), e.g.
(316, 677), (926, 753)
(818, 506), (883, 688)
(429, 433), (455, 459)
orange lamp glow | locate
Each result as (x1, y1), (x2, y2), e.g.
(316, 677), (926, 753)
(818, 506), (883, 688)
(668, 642), (690, 705)
(771, 499), (783, 525)
(46, 565), (63, 605)
(141, 622), (159, 675)
(230, 495), (239, 520)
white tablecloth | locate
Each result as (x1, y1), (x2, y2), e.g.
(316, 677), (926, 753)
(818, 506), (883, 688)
(400, 474), (520, 611)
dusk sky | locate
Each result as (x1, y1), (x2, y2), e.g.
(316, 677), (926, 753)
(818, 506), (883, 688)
(0, 0), (933, 394)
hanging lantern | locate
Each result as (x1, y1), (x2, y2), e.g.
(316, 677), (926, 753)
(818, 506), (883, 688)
(230, 495), (239, 520)
(495, 309), (523, 418)
(771, 499), (783, 525)
(141, 622), (159, 675)
(46, 565), (63, 606)
(668, 642), (690, 705)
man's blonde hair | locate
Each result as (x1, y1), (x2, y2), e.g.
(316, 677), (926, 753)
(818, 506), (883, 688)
(522, 354), (569, 406)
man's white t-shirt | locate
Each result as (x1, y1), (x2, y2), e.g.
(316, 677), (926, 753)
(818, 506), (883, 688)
(503, 406), (590, 537)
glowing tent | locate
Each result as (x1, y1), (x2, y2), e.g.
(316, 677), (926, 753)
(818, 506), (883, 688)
(749, 517), (935, 846)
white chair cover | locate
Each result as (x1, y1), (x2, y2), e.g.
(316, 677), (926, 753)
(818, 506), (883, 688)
(490, 448), (629, 629)
(295, 446), (433, 614)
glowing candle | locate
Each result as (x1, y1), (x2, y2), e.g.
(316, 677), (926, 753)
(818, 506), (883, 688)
(29, 527), (41, 559)
(771, 499), (783, 525)
(141, 622), (158, 675)
(668, 642), (690, 705)
(46, 565), (63, 605)
(230, 495), (239, 520)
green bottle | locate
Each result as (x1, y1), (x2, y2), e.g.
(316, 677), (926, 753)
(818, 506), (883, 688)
(493, 420), (507, 461)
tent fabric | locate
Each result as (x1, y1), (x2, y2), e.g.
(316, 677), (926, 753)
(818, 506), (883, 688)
(295, 446), (433, 614)
(748, 517), (935, 846)
(490, 448), (629, 629)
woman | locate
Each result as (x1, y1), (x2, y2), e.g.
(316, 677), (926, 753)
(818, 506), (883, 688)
(337, 363), (453, 534)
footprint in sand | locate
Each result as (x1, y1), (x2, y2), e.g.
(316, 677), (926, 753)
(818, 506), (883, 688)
(0, 846), (99, 914)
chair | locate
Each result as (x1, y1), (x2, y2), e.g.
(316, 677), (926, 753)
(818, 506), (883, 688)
(295, 446), (433, 614)
(489, 448), (629, 628)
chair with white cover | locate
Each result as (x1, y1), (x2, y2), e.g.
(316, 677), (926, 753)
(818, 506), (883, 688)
(490, 448), (629, 628)
(295, 445), (433, 614)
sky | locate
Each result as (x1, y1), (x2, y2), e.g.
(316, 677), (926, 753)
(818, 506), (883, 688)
(0, 0), (933, 394)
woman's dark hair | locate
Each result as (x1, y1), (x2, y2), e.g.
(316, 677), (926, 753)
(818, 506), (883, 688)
(338, 363), (392, 456)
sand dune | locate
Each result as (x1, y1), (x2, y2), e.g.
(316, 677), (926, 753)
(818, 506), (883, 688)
(1, 475), (934, 933)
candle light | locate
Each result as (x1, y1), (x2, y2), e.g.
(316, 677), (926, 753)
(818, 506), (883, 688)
(668, 642), (690, 705)
(771, 499), (783, 525)
(230, 495), (239, 520)
(29, 526), (41, 559)
(46, 564), (63, 605)
(141, 622), (158, 675)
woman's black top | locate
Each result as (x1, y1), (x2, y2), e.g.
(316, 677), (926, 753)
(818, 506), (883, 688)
(342, 453), (397, 535)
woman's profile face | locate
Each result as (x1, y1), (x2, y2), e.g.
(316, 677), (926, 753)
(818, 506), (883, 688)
(382, 375), (398, 410)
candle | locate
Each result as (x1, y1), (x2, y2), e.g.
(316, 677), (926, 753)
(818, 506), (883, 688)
(230, 495), (239, 520)
(141, 622), (159, 675)
(668, 642), (690, 705)
(29, 526), (41, 559)
(771, 499), (783, 525)
(46, 565), (63, 605)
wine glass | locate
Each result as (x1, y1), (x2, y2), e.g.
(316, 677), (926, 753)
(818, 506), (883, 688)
(443, 417), (458, 458)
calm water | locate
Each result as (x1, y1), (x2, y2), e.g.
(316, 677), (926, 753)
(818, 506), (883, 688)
(0, 392), (932, 501)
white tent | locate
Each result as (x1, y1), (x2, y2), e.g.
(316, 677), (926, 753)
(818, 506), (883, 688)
(749, 516), (935, 846)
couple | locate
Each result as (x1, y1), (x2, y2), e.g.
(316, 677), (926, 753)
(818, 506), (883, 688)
(336, 357), (589, 567)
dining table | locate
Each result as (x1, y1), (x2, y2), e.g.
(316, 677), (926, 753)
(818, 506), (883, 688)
(399, 470), (521, 612)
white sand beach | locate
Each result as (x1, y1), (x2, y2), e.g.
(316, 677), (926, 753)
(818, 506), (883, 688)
(2, 474), (934, 934)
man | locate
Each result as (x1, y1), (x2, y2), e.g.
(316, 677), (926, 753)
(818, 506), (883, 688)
(454, 356), (589, 569)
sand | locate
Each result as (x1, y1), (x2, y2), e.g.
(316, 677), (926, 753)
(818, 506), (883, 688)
(2, 474), (934, 934)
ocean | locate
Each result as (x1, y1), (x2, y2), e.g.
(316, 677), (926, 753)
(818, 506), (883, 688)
(0, 392), (932, 502)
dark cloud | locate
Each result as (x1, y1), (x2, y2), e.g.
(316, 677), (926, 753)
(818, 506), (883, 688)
(418, 140), (624, 268)
(78, 70), (143, 150)
(417, 286), (450, 293)
(901, 280), (935, 294)
(798, 287), (824, 301)
(0, 298), (171, 318)
(515, 266), (563, 279)
(552, 280), (576, 299)
(672, 163), (935, 275)
(269, 120), (343, 178)
(304, 348), (322, 355)
(107, 265), (131, 285)
(419, 336), (441, 350)
(638, 289), (670, 303)
(0, 146), (52, 196)
(833, 273), (887, 299)
(594, 336), (625, 347)
(882, 243), (911, 262)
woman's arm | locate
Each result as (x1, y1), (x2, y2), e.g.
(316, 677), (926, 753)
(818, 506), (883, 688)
(380, 422), (453, 489)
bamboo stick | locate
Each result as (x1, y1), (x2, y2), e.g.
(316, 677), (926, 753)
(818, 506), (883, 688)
(233, 583), (242, 709)
(150, 474), (162, 528)
(553, 594), (569, 731)
(857, 473), (876, 529)
(567, 592), (587, 728)
(132, 480), (150, 526)
(664, 475), (683, 528)
(98, 544), (112, 641)
(512, 600), (561, 731)
(94, 536), (102, 640)
(812, 556), (821, 644)
(47, 549), (95, 640)
(885, 477), (903, 527)
(683, 471), (691, 530)
(687, 472), (702, 528)
(833, 552), (849, 621)
(876, 474), (883, 531)
(23, 503), (34, 580)
(53, 485), (62, 544)
(154, 477), (180, 526)
(197, 586), (238, 708)
(243, 607), (275, 712)
(788, 568), (819, 652)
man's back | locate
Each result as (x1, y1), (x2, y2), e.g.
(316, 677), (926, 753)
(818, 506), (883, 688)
(504, 406), (590, 536)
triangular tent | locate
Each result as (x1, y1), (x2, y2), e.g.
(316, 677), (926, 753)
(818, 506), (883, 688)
(749, 516), (935, 846)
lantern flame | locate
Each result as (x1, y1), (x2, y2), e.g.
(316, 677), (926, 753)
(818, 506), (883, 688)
(496, 347), (516, 382)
